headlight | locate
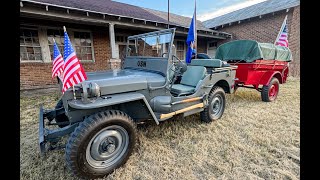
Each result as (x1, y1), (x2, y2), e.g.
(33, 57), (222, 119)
(88, 82), (100, 97)
(81, 82), (100, 103)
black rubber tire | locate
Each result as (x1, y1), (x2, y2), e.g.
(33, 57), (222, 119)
(65, 110), (137, 179)
(261, 77), (280, 102)
(55, 99), (69, 128)
(200, 86), (226, 123)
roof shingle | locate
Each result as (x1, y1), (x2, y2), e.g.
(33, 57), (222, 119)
(203, 0), (300, 29)
(25, 0), (209, 31)
(26, 0), (168, 23)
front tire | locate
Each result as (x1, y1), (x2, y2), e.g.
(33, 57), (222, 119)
(200, 86), (226, 123)
(261, 77), (280, 102)
(65, 110), (137, 179)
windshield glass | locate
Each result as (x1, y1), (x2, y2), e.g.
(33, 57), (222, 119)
(127, 31), (173, 57)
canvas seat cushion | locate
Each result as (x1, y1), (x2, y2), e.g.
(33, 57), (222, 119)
(180, 66), (206, 87)
(171, 84), (196, 95)
(170, 66), (206, 95)
(190, 59), (223, 68)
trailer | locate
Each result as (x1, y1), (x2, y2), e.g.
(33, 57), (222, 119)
(215, 40), (292, 102)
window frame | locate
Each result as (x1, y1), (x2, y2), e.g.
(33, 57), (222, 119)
(47, 27), (65, 61)
(72, 29), (95, 62)
(20, 24), (95, 63)
(20, 26), (43, 63)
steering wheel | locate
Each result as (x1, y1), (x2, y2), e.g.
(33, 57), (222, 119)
(161, 52), (186, 86)
(161, 52), (183, 63)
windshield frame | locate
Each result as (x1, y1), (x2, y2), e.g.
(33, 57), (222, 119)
(126, 28), (176, 60)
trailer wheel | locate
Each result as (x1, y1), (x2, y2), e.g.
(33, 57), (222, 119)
(65, 110), (137, 179)
(200, 86), (226, 123)
(55, 99), (69, 128)
(261, 77), (279, 102)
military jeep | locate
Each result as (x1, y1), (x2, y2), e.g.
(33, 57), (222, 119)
(39, 28), (237, 179)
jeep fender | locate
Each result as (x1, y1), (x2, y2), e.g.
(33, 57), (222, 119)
(68, 92), (159, 124)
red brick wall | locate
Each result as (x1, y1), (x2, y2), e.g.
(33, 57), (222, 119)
(288, 6), (300, 76)
(216, 6), (300, 76)
(20, 29), (111, 90)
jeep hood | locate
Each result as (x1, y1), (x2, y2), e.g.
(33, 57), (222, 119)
(82, 69), (166, 95)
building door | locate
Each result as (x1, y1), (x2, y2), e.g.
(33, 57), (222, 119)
(174, 40), (186, 60)
(118, 45), (126, 61)
(207, 42), (217, 58)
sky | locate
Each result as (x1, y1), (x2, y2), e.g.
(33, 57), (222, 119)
(113, 0), (267, 21)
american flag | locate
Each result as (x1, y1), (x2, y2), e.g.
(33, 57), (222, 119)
(62, 28), (87, 93)
(275, 16), (289, 47)
(51, 40), (64, 80)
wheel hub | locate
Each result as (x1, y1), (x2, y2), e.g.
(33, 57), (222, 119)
(106, 144), (116, 154)
(268, 83), (279, 100)
(208, 93), (224, 120)
(211, 97), (221, 115)
(100, 138), (116, 153)
(86, 125), (129, 169)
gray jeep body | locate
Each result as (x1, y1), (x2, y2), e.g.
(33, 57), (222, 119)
(39, 28), (237, 154)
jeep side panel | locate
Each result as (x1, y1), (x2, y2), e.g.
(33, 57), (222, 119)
(67, 92), (159, 124)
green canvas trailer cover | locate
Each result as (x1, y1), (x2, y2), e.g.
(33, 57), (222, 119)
(215, 40), (292, 62)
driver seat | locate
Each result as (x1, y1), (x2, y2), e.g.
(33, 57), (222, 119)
(171, 66), (206, 96)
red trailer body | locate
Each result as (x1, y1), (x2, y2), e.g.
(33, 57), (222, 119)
(231, 60), (289, 86)
(215, 39), (292, 102)
(230, 60), (289, 101)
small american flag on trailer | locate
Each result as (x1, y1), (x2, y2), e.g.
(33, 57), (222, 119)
(51, 41), (64, 79)
(275, 17), (289, 47)
(62, 28), (87, 93)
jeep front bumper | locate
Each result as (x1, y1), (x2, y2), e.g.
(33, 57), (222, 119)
(38, 105), (78, 155)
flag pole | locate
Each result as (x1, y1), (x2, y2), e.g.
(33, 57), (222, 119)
(63, 26), (76, 100)
(167, 0), (170, 29)
(274, 15), (287, 45)
(195, 0), (197, 43)
(194, 0), (197, 58)
(71, 79), (76, 100)
(52, 37), (62, 82)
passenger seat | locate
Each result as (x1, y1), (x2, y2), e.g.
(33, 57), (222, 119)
(170, 66), (206, 96)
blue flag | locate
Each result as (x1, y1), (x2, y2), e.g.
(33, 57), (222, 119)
(186, 13), (196, 64)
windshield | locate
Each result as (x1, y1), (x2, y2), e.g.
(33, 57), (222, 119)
(126, 30), (174, 58)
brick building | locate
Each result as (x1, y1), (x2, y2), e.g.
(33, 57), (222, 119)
(20, 0), (231, 90)
(203, 0), (300, 76)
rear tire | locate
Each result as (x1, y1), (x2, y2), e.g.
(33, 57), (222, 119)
(200, 86), (226, 123)
(65, 110), (137, 179)
(261, 77), (280, 102)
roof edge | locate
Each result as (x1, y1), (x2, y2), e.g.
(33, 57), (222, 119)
(21, 0), (232, 37)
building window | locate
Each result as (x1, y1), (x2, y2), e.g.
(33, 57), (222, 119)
(74, 31), (94, 61)
(20, 28), (42, 61)
(47, 29), (64, 59)
(176, 41), (185, 60)
(116, 35), (127, 43)
(20, 26), (94, 63)
(209, 42), (217, 48)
